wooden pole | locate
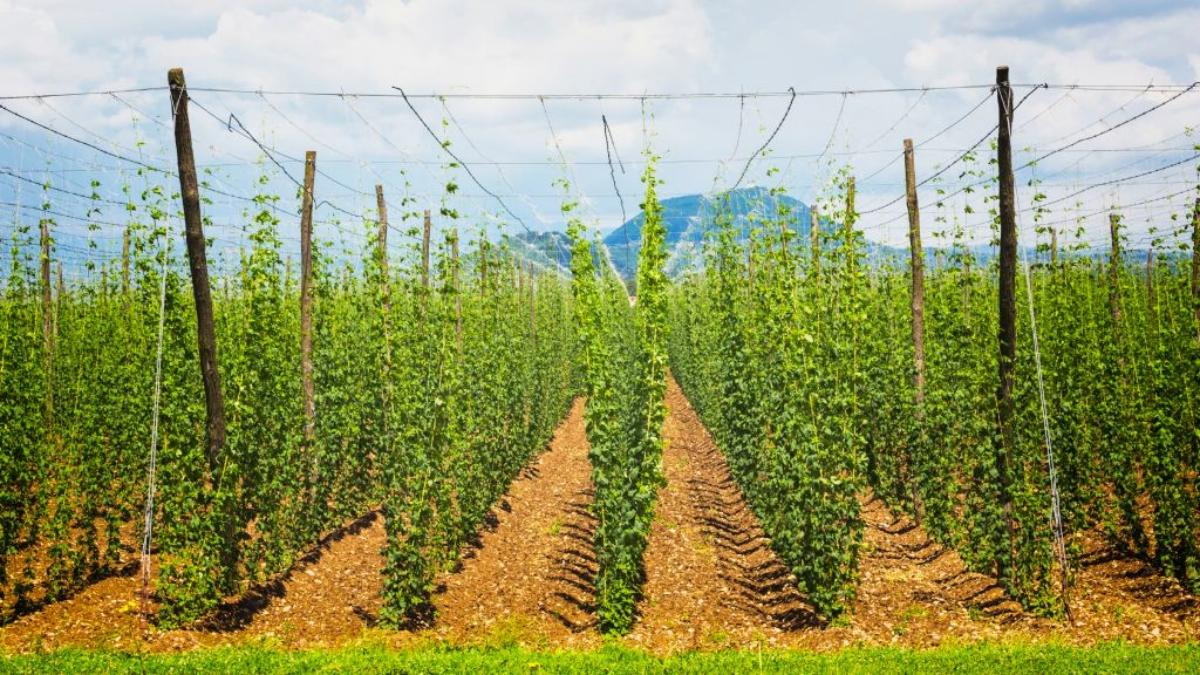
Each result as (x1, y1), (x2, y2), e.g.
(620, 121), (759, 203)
(169, 67), (226, 475)
(299, 151), (317, 447)
(904, 139), (926, 407)
(1049, 227), (1058, 267)
(375, 184), (392, 427)
(1108, 212), (1122, 326)
(376, 185), (391, 310)
(994, 64), (1018, 579)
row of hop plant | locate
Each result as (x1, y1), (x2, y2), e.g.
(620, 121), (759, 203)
(858, 212), (1200, 612)
(565, 153), (669, 634)
(858, 150), (1200, 613)
(0, 163), (576, 627)
(667, 170), (868, 620)
(670, 142), (1200, 619)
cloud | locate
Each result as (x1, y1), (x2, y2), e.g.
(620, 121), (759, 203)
(0, 0), (1196, 251)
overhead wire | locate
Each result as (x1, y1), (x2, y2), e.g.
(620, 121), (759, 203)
(602, 114), (633, 273)
(731, 87), (796, 191)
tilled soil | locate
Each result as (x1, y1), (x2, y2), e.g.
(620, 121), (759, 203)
(428, 397), (602, 648)
(626, 379), (817, 652)
(1, 385), (1197, 654)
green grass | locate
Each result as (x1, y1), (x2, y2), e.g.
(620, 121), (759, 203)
(2, 643), (1198, 674)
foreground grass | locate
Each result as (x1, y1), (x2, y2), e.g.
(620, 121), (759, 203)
(2, 642), (1198, 674)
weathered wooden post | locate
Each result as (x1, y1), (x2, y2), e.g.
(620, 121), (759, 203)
(904, 139), (926, 407)
(299, 151), (316, 446)
(374, 183), (393, 372)
(168, 67), (226, 475)
(121, 226), (131, 295)
(994, 64), (1018, 578)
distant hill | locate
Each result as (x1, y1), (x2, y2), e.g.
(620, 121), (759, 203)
(602, 186), (913, 281)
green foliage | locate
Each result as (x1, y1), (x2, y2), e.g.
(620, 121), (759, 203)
(673, 146), (1200, 617)
(565, 153), (668, 634)
(0, 169), (575, 628)
(668, 176), (865, 620)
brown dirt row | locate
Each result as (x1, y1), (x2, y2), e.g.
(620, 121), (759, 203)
(427, 397), (601, 648)
(624, 379), (817, 652)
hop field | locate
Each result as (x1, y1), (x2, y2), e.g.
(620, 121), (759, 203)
(1, 26), (1199, 673)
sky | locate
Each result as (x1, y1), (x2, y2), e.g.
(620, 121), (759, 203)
(1, 0), (1198, 274)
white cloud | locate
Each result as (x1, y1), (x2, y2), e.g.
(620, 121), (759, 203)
(1, 0), (1196, 250)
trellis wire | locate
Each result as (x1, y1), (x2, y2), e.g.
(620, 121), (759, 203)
(139, 225), (170, 625)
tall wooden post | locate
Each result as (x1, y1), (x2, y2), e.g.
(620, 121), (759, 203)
(376, 185), (391, 314)
(994, 64), (1018, 578)
(1108, 212), (1122, 326)
(375, 184), (392, 426)
(121, 226), (130, 295)
(169, 67), (226, 473)
(299, 151), (317, 447)
(904, 139), (926, 406)
(1049, 228), (1058, 267)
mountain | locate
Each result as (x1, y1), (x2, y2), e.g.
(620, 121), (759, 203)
(602, 186), (910, 281)
(602, 187), (804, 280)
